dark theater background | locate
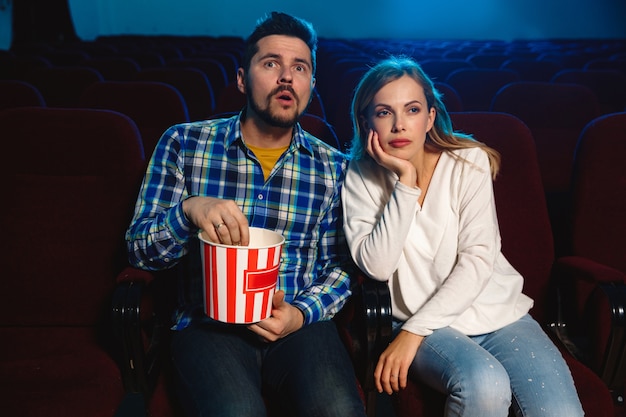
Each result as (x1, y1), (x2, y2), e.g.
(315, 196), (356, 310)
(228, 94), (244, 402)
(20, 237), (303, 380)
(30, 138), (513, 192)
(1, 1), (625, 417)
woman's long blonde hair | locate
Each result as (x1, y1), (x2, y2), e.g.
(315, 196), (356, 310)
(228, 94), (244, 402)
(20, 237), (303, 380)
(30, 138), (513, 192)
(348, 56), (500, 179)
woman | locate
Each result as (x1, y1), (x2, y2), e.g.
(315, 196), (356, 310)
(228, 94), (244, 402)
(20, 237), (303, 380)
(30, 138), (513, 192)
(341, 56), (583, 417)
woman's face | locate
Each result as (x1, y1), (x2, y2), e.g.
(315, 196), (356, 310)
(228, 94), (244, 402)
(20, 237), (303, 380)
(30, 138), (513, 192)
(364, 75), (435, 161)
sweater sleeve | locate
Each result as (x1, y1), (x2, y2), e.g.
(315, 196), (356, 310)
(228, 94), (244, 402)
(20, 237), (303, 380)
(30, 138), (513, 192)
(342, 158), (422, 280)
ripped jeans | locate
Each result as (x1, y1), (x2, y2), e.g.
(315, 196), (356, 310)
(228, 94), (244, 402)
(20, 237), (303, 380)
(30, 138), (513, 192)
(399, 314), (584, 417)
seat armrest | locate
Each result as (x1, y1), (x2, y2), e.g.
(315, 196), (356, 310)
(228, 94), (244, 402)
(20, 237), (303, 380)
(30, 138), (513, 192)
(552, 256), (626, 402)
(112, 267), (166, 396)
(350, 276), (392, 391)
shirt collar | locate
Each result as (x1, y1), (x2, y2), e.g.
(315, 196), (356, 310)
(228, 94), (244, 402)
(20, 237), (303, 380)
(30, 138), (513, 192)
(225, 109), (314, 156)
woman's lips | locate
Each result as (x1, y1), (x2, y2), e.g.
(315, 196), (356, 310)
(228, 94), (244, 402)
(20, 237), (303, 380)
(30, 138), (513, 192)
(388, 139), (411, 147)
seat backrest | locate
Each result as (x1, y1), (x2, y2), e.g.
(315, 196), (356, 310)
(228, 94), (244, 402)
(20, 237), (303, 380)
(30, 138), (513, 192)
(330, 67), (369, 145)
(500, 58), (562, 82)
(450, 112), (554, 322)
(80, 56), (141, 81)
(214, 81), (246, 114)
(168, 58), (229, 98)
(0, 80), (46, 110)
(298, 112), (341, 151)
(466, 53), (510, 69)
(24, 66), (104, 107)
(136, 67), (215, 121)
(0, 107), (146, 327)
(434, 82), (463, 112)
(570, 112), (626, 273)
(419, 59), (475, 82)
(445, 68), (519, 111)
(584, 58), (626, 74)
(490, 81), (601, 194)
(551, 69), (626, 114)
(80, 80), (190, 157)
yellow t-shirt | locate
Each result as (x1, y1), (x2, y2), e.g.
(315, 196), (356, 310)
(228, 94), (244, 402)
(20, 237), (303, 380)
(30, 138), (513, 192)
(246, 143), (289, 180)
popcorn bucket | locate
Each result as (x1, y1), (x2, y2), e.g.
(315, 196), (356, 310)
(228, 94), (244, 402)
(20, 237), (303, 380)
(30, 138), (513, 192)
(199, 227), (284, 324)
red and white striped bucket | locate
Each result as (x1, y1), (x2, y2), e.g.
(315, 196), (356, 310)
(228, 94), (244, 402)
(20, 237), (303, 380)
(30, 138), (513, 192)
(199, 227), (284, 324)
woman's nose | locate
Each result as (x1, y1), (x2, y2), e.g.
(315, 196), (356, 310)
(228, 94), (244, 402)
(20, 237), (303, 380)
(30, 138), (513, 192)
(392, 116), (405, 132)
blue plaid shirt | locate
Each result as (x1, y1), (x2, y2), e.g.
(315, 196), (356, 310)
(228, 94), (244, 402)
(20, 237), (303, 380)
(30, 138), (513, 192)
(126, 112), (353, 330)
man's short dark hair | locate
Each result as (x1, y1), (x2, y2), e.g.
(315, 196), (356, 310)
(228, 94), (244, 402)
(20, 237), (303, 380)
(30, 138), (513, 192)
(242, 11), (317, 75)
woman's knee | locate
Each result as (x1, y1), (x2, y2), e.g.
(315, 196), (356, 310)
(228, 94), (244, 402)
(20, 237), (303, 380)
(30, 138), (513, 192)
(448, 359), (512, 415)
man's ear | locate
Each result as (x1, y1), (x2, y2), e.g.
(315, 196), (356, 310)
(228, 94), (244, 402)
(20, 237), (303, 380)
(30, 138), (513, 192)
(236, 68), (246, 94)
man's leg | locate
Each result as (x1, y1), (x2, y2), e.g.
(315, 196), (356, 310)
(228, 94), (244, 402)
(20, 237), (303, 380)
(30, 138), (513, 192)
(171, 322), (267, 417)
(263, 321), (367, 417)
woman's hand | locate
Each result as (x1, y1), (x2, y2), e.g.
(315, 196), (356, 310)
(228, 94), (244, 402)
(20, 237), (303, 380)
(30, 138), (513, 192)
(366, 130), (417, 187)
(374, 330), (424, 395)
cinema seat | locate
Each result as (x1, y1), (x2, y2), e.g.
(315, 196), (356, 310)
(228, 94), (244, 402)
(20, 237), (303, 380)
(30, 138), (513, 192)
(490, 81), (602, 256)
(136, 67), (216, 121)
(0, 80), (46, 110)
(24, 66), (104, 107)
(445, 68), (519, 111)
(553, 112), (626, 406)
(0, 107), (147, 417)
(80, 80), (190, 157)
(551, 69), (626, 114)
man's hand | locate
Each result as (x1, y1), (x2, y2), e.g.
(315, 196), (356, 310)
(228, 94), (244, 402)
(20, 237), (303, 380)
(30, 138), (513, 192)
(248, 290), (305, 342)
(183, 196), (249, 245)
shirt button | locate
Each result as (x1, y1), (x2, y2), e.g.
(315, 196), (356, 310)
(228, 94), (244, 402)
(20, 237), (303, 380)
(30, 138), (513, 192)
(258, 194), (264, 200)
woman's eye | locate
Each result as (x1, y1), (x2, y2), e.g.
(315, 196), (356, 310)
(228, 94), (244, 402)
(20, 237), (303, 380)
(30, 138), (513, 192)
(376, 110), (390, 117)
(409, 107), (419, 113)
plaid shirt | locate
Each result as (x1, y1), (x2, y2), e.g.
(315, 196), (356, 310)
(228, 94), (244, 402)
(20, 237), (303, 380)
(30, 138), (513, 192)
(126, 112), (353, 330)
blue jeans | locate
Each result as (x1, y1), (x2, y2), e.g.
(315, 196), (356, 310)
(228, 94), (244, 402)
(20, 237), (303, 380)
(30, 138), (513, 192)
(171, 320), (366, 417)
(404, 314), (584, 417)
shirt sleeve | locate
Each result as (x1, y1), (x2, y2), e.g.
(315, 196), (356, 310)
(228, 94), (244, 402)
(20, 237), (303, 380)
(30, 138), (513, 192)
(125, 125), (195, 271)
(292, 168), (354, 325)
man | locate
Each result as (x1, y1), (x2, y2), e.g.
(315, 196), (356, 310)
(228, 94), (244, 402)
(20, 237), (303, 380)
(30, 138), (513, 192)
(125, 11), (366, 417)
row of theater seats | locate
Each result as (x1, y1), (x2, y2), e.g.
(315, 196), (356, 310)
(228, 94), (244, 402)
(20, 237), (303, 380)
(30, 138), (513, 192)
(1, 105), (623, 417)
(1, 36), (625, 416)
(2, 36), (625, 256)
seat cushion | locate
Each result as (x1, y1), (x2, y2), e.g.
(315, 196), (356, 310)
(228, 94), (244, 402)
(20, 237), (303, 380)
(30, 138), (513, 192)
(0, 327), (124, 417)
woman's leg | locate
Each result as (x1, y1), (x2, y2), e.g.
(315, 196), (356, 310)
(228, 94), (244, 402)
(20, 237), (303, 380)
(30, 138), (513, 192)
(411, 326), (512, 417)
(479, 314), (584, 417)
(171, 322), (267, 417)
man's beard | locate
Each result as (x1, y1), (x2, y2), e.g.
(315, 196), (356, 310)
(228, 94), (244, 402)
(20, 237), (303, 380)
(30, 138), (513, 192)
(246, 86), (303, 128)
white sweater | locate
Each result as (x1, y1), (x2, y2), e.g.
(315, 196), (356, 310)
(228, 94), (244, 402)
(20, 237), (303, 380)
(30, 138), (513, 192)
(342, 147), (533, 336)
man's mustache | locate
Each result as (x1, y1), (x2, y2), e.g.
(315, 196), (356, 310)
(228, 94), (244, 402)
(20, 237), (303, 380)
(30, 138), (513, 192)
(271, 85), (298, 100)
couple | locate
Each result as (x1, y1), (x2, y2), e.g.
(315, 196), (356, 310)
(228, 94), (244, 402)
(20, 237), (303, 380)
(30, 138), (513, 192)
(125, 11), (583, 417)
